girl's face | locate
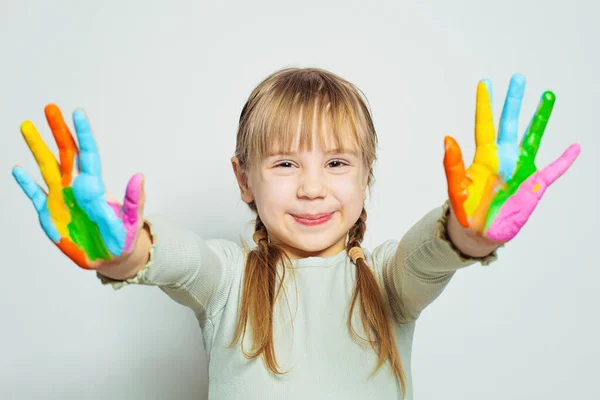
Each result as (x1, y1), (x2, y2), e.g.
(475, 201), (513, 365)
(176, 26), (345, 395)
(232, 132), (369, 260)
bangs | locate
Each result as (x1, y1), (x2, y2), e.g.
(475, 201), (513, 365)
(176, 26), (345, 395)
(237, 68), (376, 170)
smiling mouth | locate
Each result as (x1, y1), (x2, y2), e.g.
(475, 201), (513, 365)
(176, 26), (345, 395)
(291, 212), (335, 226)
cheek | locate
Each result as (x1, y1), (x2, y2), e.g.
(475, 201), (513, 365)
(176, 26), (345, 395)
(329, 177), (365, 205)
(254, 177), (297, 210)
(253, 180), (296, 234)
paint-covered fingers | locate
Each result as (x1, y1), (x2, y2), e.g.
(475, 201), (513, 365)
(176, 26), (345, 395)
(496, 74), (526, 180)
(443, 136), (470, 228)
(473, 80), (496, 166)
(498, 74), (526, 146)
(73, 109), (102, 177)
(12, 166), (47, 213)
(537, 143), (581, 187)
(20, 120), (62, 191)
(484, 144), (581, 242)
(45, 104), (78, 186)
(121, 173), (146, 253)
(506, 143), (580, 203)
(72, 174), (126, 257)
(520, 91), (555, 162)
(12, 165), (65, 244)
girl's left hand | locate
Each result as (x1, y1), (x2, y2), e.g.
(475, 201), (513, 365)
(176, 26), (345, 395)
(443, 74), (580, 243)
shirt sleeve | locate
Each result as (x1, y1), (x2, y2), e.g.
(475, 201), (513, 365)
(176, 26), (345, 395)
(372, 201), (501, 323)
(96, 215), (244, 321)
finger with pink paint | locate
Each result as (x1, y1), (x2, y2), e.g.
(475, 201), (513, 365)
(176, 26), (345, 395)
(485, 143), (581, 242)
(12, 104), (147, 269)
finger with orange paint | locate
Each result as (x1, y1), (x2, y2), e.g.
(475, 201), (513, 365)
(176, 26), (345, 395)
(46, 105), (78, 186)
(12, 104), (146, 269)
(443, 136), (469, 228)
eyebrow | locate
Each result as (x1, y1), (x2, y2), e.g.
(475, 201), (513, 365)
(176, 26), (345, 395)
(267, 148), (358, 157)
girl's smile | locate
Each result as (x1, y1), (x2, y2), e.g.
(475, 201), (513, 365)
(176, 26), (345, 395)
(290, 211), (336, 226)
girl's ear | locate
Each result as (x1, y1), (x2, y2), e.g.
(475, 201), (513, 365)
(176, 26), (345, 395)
(231, 156), (255, 203)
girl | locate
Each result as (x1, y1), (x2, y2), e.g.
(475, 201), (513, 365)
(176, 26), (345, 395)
(12, 68), (580, 399)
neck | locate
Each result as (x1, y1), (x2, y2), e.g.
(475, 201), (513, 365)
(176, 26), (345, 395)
(273, 236), (347, 260)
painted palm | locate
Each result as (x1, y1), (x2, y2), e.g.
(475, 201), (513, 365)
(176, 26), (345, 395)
(12, 104), (145, 269)
(444, 74), (580, 242)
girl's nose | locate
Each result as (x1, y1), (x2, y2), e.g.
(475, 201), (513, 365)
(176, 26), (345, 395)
(297, 174), (327, 199)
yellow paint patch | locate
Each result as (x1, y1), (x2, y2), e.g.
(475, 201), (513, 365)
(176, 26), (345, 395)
(21, 120), (71, 237)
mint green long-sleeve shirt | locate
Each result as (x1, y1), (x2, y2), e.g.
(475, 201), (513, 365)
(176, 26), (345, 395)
(98, 202), (497, 399)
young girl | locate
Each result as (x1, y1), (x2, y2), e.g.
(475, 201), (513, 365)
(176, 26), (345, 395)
(12, 68), (580, 399)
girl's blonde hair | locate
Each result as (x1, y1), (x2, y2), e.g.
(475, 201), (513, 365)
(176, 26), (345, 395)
(230, 67), (406, 397)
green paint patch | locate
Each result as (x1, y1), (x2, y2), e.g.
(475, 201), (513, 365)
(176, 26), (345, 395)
(62, 187), (111, 261)
(485, 158), (537, 231)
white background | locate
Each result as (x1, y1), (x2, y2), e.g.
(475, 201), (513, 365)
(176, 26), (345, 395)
(1, 0), (598, 398)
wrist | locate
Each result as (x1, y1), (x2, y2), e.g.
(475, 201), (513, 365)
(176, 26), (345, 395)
(97, 222), (152, 280)
(446, 206), (500, 258)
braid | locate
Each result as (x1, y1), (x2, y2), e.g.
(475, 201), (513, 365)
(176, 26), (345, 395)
(252, 213), (269, 252)
(346, 208), (367, 262)
(230, 202), (289, 374)
(346, 207), (407, 396)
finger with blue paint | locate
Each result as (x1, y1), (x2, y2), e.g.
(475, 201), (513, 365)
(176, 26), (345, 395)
(496, 73), (526, 181)
(12, 104), (146, 269)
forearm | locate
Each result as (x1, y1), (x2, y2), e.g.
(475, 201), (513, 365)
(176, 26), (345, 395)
(95, 216), (241, 322)
(378, 201), (499, 322)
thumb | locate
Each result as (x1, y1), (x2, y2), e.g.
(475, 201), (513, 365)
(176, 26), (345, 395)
(122, 173), (145, 252)
(443, 136), (470, 228)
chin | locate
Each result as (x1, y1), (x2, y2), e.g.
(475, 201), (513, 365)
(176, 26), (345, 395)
(286, 235), (344, 256)
(295, 241), (331, 253)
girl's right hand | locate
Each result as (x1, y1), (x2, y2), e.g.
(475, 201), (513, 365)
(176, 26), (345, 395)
(12, 104), (146, 270)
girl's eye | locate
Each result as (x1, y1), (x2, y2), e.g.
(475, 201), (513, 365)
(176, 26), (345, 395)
(327, 160), (348, 168)
(275, 161), (294, 168)
(273, 160), (348, 168)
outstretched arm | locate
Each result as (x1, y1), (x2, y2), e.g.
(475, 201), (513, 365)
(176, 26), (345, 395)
(13, 104), (239, 322)
(376, 74), (580, 323)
